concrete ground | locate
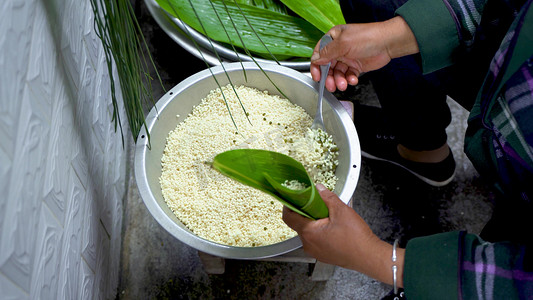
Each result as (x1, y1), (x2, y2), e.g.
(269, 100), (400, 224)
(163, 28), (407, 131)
(117, 3), (495, 299)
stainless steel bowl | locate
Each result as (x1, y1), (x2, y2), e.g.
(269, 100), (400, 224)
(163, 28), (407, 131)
(144, 0), (311, 71)
(134, 62), (361, 259)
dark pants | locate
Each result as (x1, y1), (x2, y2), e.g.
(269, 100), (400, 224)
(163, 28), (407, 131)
(340, 0), (487, 151)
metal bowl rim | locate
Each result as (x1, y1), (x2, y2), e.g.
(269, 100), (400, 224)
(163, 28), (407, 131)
(134, 62), (360, 259)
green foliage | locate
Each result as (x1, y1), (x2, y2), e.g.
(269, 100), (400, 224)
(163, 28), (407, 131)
(157, 0), (325, 58)
(90, 0), (163, 144)
(90, 0), (345, 143)
(280, 0), (345, 33)
(236, 0), (288, 14)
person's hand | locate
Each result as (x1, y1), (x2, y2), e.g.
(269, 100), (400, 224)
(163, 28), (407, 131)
(283, 184), (404, 286)
(283, 183), (379, 271)
(310, 16), (419, 92)
(310, 23), (391, 92)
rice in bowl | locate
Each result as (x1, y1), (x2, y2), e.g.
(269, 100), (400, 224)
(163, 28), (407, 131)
(160, 84), (338, 247)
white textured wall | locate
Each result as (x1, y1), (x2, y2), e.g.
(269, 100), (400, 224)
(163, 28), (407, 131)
(0, 0), (126, 299)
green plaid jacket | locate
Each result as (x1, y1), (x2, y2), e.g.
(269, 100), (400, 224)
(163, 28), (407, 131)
(396, 0), (533, 298)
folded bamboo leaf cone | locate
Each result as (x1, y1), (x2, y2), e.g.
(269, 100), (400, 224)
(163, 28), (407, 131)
(212, 149), (329, 220)
(263, 173), (328, 219)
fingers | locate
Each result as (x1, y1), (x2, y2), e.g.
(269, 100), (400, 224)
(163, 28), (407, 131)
(311, 25), (346, 66)
(310, 63), (322, 82)
(326, 25), (344, 44)
(326, 64), (361, 92)
(283, 184), (346, 232)
(326, 73), (338, 93)
(282, 206), (311, 232)
(312, 26), (345, 64)
(312, 54), (362, 92)
(317, 184), (357, 223)
(316, 184), (343, 213)
(311, 63), (336, 92)
(346, 70), (359, 86)
(339, 68), (360, 87)
(333, 62), (349, 91)
(310, 38), (333, 82)
(311, 25), (358, 90)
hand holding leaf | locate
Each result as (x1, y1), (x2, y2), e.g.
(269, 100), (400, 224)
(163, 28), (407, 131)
(212, 149), (329, 220)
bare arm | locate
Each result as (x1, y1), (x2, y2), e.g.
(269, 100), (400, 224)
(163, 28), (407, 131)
(311, 16), (419, 92)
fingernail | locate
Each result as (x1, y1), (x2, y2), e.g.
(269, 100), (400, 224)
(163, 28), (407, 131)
(311, 53), (319, 61)
(316, 183), (326, 191)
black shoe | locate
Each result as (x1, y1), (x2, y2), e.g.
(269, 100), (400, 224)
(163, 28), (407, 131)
(353, 105), (456, 187)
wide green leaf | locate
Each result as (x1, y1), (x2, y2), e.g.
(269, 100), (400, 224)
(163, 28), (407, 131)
(157, 0), (323, 58)
(280, 0), (346, 33)
(236, 0), (288, 14)
(212, 149), (329, 219)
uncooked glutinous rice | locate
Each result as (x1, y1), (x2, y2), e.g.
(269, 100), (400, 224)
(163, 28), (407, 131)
(160, 85), (339, 247)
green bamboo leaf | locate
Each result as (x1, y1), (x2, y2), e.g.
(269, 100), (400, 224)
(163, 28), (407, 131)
(280, 0), (346, 33)
(234, 0), (254, 5)
(239, 0), (288, 14)
(212, 149), (329, 219)
(263, 173), (328, 219)
(263, 173), (312, 208)
(157, 0), (323, 58)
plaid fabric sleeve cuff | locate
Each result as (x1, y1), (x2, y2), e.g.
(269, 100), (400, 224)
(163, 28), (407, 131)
(404, 231), (461, 300)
